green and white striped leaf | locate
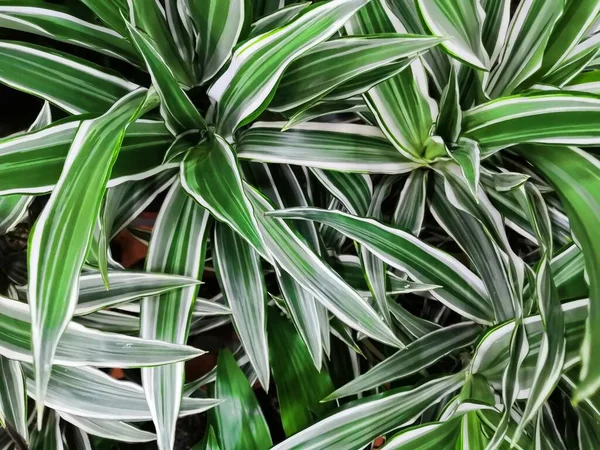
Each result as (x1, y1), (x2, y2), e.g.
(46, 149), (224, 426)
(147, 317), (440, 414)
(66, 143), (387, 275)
(270, 34), (442, 113)
(79, 0), (129, 36)
(181, 134), (269, 259)
(345, 0), (436, 160)
(471, 299), (588, 395)
(58, 412), (156, 443)
(126, 22), (206, 135)
(21, 364), (220, 421)
(479, 0), (510, 64)
(537, 0), (600, 78)
(485, 0), (564, 97)
(417, 0), (489, 70)
(268, 207), (494, 324)
(246, 185), (403, 347)
(436, 63), (461, 144)
(430, 175), (514, 322)
(74, 270), (200, 315)
(392, 169), (428, 234)
(214, 221), (270, 390)
(325, 322), (481, 401)
(208, 0), (370, 139)
(249, 2), (311, 38)
(28, 88), (154, 419)
(209, 349), (272, 450)
(237, 122), (422, 174)
(516, 144), (600, 401)
(0, 356), (27, 444)
(141, 182), (210, 450)
(552, 243), (588, 302)
(128, 0), (194, 86)
(283, 97), (369, 130)
(383, 419), (461, 449)
(186, 0), (246, 84)
(0, 294), (202, 367)
(269, 312), (334, 437)
(463, 93), (600, 150)
(0, 195), (30, 235)
(0, 5), (139, 63)
(449, 137), (480, 198)
(566, 70), (600, 94)
(0, 119), (174, 196)
(310, 169), (372, 216)
(0, 42), (137, 114)
(272, 373), (465, 449)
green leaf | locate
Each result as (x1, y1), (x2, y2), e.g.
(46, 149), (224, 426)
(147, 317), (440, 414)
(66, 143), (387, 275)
(21, 364), (220, 421)
(126, 22), (206, 135)
(193, 426), (220, 450)
(249, 2), (311, 38)
(27, 88), (153, 420)
(566, 70), (600, 94)
(538, 0), (600, 78)
(272, 373), (465, 449)
(463, 93), (600, 150)
(0, 356), (27, 444)
(345, 0), (436, 160)
(181, 134), (269, 259)
(74, 270), (200, 315)
(237, 122), (422, 173)
(268, 207), (494, 324)
(208, 0), (370, 139)
(58, 411), (157, 443)
(0, 41), (137, 114)
(0, 294), (203, 367)
(486, 0), (564, 97)
(209, 349), (272, 450)
(0, 118), (174, 196)
(270, 34), (442, 113)
(128, 0), (194, 86)
(552, 243), (588, 302)
(325, 322), (481, 401)
(0, 5), (139, 63)
(417, 0), (489, 70)
(246, 185), (402, 347)
(515, 144), (600, 401)
(269, 312), (334, 436)
(186, 0), (247, 84)
(214, 221), (270, 390)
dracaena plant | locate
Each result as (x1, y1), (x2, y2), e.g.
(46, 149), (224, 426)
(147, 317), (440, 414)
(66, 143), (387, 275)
(1, 0), (600, 448)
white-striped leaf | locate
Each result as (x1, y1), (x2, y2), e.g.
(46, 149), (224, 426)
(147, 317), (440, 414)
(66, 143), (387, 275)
(268, 207), (494, 324)
(325, 322), (481, 401)
(186, 0), (247, 84)
(270, 34), (442, 113)
(237, 122), (423, 174)
(417, 0), (489, 70)
(213, 221), (270, 390)
(181, 134), (269, 259)
(141, 182), (210, 450)
(0, 356), (27, 443)
(21, 364), (220, 421)
(249, 2), (311, 38)
(58, 412), (156, 444)
(272, 373), (465, 449)
(310, 169), (372, 216)
(0, 41), (138, 114)
(0, 5), (139, 63)
(207, 0), (370, 140)
(246, 185), (403, 348)
(28, 88), (155, 418)
(485, 0), (564, 97)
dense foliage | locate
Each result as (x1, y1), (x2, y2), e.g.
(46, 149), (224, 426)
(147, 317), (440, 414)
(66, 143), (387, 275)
(1, 0), (600, 448)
